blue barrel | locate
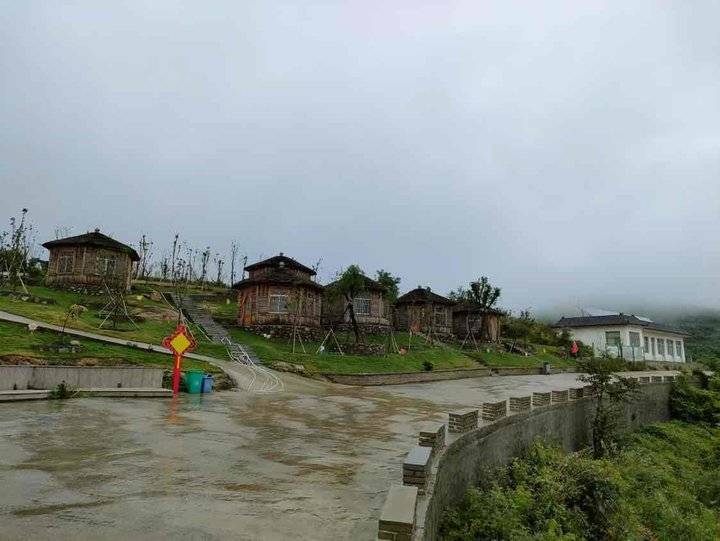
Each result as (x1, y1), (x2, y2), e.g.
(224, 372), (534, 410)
(201, 374), (214, 393)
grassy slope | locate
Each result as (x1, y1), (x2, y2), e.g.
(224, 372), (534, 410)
(0, 320), (219, 372)
(668, 312), (720, 368)
(226, 327), (575, 374)
(441, 420), (720, 540)
(0, 285), (227, 359)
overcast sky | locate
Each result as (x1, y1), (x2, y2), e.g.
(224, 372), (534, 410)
(1, 1), (719, 314)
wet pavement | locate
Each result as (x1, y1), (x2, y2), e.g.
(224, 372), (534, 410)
(0, 370), (677, 540)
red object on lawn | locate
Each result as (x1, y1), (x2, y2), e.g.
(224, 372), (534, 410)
(162, 324), (197, 395)
(570, 340), (579, 356)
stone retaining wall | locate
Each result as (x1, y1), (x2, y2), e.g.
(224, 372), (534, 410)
(414, 384), (671, 540)
(323, 366), (578, 386)
(0, 365), (164, 391)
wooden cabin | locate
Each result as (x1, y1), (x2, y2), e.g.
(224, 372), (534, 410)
(42, 229), (139, 291)
(322, 275), (391, 334)
(394, 287), (455, 336)
(452, 302), (502, 342)
(232, 253), (324, 338)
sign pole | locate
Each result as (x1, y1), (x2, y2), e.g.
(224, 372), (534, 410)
(172, 353), (182, 395)
(162, 324), (197, 397)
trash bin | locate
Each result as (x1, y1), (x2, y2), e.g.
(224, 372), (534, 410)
(542, 362), (551, 375)
(201, 374), (214, 394)
(185, 370), (204, 394)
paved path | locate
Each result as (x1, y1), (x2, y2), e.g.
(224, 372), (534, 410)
(0, 368), (680, 541)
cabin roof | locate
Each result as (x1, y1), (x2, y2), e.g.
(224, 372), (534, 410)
(42, 230), (140, 262)
(553, 314), (689, 336)
(244, 253), (316, 275)
(232, 268), (324, 291)
(396, 287), (455, 306)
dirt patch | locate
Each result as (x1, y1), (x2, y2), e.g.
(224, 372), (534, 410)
(0, 354), (47, 365)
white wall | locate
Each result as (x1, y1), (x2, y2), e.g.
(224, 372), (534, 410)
(563, 325), (685, 362)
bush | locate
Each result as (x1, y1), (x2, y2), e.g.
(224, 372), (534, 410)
(422, 360), (434, 371)
(441, 422), (720, 540)
(670, 377), (720, 424)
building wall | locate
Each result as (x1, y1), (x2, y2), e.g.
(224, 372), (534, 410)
(46, 246), (134, 291)
(451, 312), (500, 341)
(564, 325), (685, 362)
(394, 303), (453, 336)
(237, 283), (322, 327)
(322, 289), (391, 328)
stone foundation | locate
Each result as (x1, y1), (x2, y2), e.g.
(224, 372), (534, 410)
(329, 322), (391, 335)
(241, 324), (324, 342)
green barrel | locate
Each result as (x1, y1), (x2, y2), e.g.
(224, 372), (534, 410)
(185, 370), (204, 394)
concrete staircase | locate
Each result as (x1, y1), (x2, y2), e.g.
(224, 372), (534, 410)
(173, 294), (262, 365)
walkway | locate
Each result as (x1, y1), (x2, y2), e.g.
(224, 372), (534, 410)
(0, 369), (680, 540)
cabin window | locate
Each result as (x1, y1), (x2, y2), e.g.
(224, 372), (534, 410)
(605, 331), (621, 347)
(269, 294), (289, 313)
(629, 332), (640, 347)
(643, 336), (649, 353)
(353, 296), (371, 316)
(658, 339), (665, 355)
(97, 255), (117, 276)
(58, 253), (74, 274)
(434, 306), (447, 326)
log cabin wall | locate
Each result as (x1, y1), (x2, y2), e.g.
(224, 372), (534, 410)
(393, 302), (453, 336)
(322, 289), (391, 328)
(46, 246), (134, 291)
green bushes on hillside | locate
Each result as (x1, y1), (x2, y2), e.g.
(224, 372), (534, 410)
(441, 421), (720, 540)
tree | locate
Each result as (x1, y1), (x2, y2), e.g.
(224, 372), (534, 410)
(579, 358), (639, 458)
(328, 265), (367, 343)
(375, 269), (401, 303)
(229, 241), (240, 285)
(134, 234), (153, 280)
(0, 208), (34, 292)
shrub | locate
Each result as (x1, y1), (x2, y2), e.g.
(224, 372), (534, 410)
(422, 360), (434, 371)
(670, 377), (720, 424)
(441, 423), (720, 541)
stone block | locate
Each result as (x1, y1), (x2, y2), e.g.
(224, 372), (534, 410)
(418, 422), (446, 453)
(509, 395), (532, 412)
(481, 400), (507, 421)
(638, 376), (651, 384)
(448, 409), (478, 433)
(403, 446), (432, 489)
(551, 389), (569, 403)
(378, 485), (417, 541)
(651, 375), (663, 383)
(532, 391), (551, 407)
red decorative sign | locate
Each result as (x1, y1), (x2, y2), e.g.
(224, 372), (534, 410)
(162, 324), (197, 395)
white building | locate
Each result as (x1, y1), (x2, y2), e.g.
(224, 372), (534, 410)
(553, 313), (688, 363)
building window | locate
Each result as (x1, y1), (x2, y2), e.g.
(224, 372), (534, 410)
(676, 341), (683, 359)
(353, 296), (371, 316)
(658, 339), (665, 356)
(605, 331), (621, 347)
(97, 255), (117, 276)
(269, 294), (289, 313)
(434, 306), (447, 327)
(58, 253), (74, 274)
(629, 332), (640, 347)
(651, 337), (656, 355)
(644, 336), (649, 353)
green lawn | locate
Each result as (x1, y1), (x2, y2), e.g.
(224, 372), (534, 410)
(466, 345), (576, 368)
(0, 320), (219, 373)
(225, 327), (575, 374)
(0, 285), (227, 359)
